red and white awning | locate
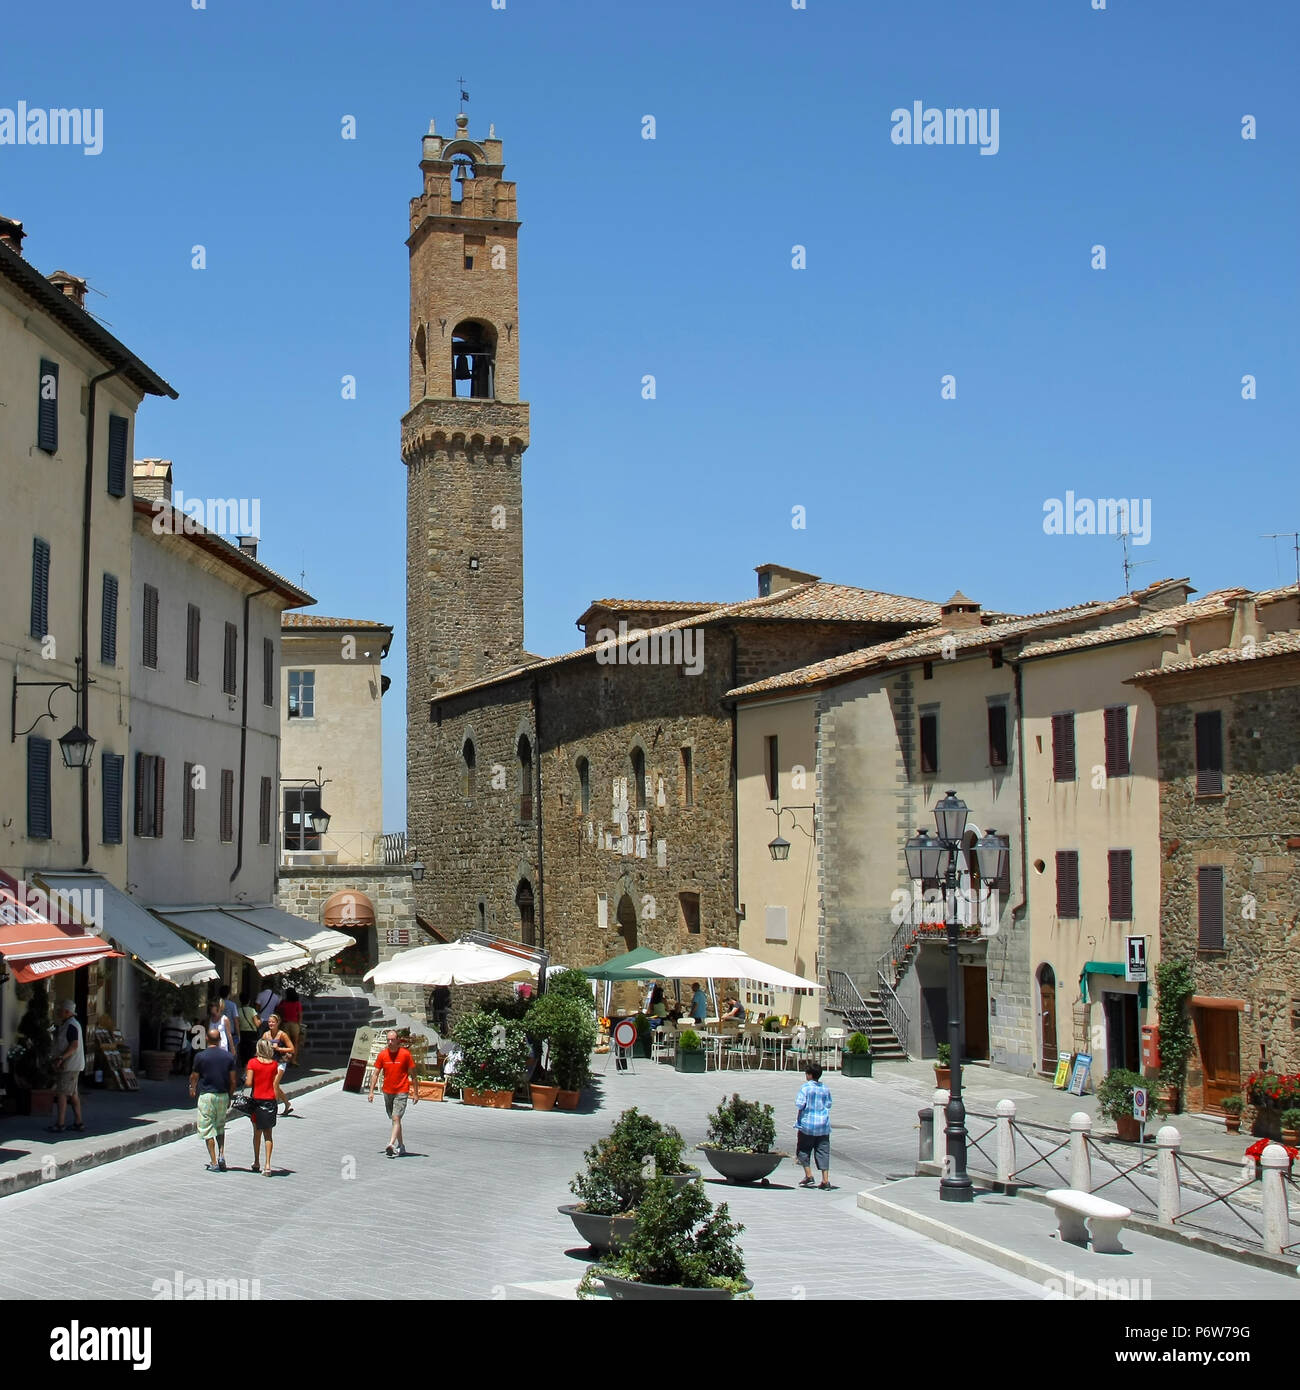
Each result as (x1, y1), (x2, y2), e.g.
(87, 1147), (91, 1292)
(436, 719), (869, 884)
(0, 876), (121, 984)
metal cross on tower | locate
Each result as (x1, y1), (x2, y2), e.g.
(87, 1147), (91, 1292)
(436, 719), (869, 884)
(457, 78), (469, 112)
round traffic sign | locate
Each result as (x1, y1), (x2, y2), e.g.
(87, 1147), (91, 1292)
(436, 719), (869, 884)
(612, 1019), (638, 1049)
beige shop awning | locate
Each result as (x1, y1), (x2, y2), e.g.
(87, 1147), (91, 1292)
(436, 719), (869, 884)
(151, 907), (311, 973)
(223, 904), (354, 964)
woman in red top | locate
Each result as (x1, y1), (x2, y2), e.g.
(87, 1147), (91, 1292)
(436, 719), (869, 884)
(245, 1037), (280, 1176)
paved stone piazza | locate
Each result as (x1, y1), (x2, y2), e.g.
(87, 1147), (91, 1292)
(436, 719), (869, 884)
(0, 1065), (1054, 1302)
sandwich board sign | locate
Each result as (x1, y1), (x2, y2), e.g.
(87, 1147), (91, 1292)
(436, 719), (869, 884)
(1125, 935), (1148, 983)
(1067, 1053), (1093, 1096)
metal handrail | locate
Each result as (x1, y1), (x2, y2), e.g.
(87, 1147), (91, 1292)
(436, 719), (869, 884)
(874, 971), (910, 1054)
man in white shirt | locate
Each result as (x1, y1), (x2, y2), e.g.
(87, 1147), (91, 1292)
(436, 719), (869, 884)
(50, 999), (85, 1132)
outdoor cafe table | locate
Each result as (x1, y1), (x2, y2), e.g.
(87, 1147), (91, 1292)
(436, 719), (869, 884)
(759, 1031), (796, 1070)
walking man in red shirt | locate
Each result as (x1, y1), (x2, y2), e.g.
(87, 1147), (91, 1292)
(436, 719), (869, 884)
(368, 1029), (418, 1156)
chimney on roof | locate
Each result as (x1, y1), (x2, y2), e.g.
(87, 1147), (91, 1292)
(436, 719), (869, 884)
(755, 563), (821, 598)
(1133, 577), (1195, 613)
(940, 590), (982, 630)
(0, 215), (26, 254)
(47, 269), (88, 309)
(237, 536), (259, 560)
(132, 458), (173, 503)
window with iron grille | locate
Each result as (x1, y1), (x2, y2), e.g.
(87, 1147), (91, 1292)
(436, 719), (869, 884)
(220, 769), (234, 842)
(1052, 712), (1076, 781)
(1197, 866), (1225, 949)
(1056, 850), (1080, 919)
(1108, 849), (1133, 921)
(1104, 705), (1130, 778)
(1195, 711), (1224, 796)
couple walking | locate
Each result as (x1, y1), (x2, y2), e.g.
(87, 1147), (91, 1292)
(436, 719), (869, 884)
(190, 1034), (291, 1175)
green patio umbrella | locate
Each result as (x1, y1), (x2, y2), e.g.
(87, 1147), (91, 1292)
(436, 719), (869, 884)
(579, 945), (665, 982)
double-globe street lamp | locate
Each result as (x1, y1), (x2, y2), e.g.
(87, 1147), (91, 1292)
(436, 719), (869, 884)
(904, 790), (1010, 1203)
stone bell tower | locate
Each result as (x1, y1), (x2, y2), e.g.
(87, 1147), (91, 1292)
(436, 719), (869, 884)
(402, 112), (530, 719)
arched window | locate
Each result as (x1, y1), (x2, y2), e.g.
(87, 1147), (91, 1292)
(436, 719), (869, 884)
(630, 747), (646, 812)
(450, 153), (475, 205)
(452, 319), (495, 399)
(616, 893), (637, 951)
(516, 879), (535, 947)
(517, 734), (533, 822)
(477, 899), (487, 933)
(414, 322), (427, 379)
(461, 738), (476, 798)
(576, 757), (590, 816)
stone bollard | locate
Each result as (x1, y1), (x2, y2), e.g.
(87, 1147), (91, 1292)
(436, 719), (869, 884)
(918, 1107), (934, 1163)
(996, 1099), (1017, 1185)
(933, 1088), (950, 1172)
(1261, 1142), (1291, 1255)
(1156, 1125), (1181, 1226)
(1069, 1112), (1092, 1192)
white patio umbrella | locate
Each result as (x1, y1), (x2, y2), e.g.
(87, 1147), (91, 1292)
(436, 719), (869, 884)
(364, 940), (536, 988)
(643, 946), (823, 993)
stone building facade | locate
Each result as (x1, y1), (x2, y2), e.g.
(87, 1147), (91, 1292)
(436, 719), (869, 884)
(1130, 602), (1300, 1115)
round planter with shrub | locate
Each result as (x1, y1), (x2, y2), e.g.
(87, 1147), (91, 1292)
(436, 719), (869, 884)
(697, 1093), (787, 1185)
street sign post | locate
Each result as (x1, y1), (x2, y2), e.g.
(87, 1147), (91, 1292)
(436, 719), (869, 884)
(1133, 1085), (1148, 1148)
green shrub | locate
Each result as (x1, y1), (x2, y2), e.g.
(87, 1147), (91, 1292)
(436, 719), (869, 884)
(935, 1043), (951, 1067)
(546, 969), (597, 1012)
(702, 1094), (777, 1154)
(525, 992), (598, 1091)
(1221, 1095), (1244, 1114)
(762, 1016), (782, 1032)
(451, 1010), (532, 1093)
(1282, 1108), (1300, 1128)
(570, 1108), (693, 1215)
(579, 1176), (747, 1295)
(1096, 1067), (1146, 1122)
(1155, 958), (1195, 1106)
(847, 1032), (871, 1055)
(634, 1012), (652, 1043)
(477, 991), (533, 1022)
(677, 1029), (702, 1052)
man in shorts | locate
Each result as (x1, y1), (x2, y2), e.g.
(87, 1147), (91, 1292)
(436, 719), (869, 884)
(49, 999), (85, 1132)
(189, 1028), (237, 1171)
(368, 1029), (418, 1157)
(795, 1062), (833, 1190)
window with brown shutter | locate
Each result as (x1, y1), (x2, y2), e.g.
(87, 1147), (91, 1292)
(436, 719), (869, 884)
(1198, 866), (1225, 949)
(220, 769), (234, 842)
(1195, 711), (1224, 796)
(154, 756), (165, 838)
(1104, 705), (1130, 778)
(183, 762), (197, 841)
(1056, 850), (1080, 918)
(1108, 849), (1133, 921)
(988, 704), (1009, 768)
(1052, 712), (1076, 781)
(259, 776), (272, 845)
(222, 622), (238, 695)
(134, 752), (164, 837)
(919, 712), (939, 775)
(142, 585), (159, 669)
(185, 605), (200, 683)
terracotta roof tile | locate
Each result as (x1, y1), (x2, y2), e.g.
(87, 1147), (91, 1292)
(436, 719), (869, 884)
(282, 614), (392, 631)
(1017, 593), (1243, 660)
(1129, 629), (1300, 680)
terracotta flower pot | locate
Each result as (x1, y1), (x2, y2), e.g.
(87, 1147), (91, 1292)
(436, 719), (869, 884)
(1225, 1114), (1241, 1133)
(555, 1089), (581, 1110)
(934, 1066), (951, 1090)
(415, 1079), (445, 1101)
(460, 1087), (512, 1108)
(140, 1049), (173, 1082)
(530, 1084), (559, 1111)
(1116, 1114), (1142, 1142)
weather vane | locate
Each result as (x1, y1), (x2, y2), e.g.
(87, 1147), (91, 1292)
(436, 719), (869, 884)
(457, 78), (469, 113)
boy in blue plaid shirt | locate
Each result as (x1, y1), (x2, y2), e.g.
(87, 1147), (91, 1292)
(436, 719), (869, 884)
(795, 1063), (833, 1189)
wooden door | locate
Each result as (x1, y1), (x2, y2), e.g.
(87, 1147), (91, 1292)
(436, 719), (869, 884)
(962, 965), (989, 1060)
(1196, 1007), (1241, 1113)
(1039, 968), (1057, 1073)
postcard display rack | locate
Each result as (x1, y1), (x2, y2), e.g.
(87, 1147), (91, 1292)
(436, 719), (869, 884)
(92, 1028), (138, 1091)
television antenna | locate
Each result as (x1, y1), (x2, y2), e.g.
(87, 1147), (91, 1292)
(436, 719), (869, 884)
(1119, 530), (1155, 594)
(1262, 531), (1300, 590)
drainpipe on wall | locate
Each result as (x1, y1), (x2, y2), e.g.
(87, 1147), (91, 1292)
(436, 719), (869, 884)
(81, 364), (125, 865)
(532, 675), (544, 954)
(230, 586), (273, 884)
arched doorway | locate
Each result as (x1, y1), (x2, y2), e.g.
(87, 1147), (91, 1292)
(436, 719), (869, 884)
(1038, 963), (1057, 1074)
(516, 879), (535, 948)
(615, 893), (638, 951)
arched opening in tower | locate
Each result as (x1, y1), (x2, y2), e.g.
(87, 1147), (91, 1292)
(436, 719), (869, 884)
(452, 319), (496, 399)
(450, 153), (475, 205)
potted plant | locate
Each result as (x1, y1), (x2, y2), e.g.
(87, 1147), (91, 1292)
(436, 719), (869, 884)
(697, 1093), (787, 1184)
(545, 968), (599, 1012)
(632, 1012), (653, 1059)
(451, 1010), (531, 1108)
(1277, 1107), (1300, 1145)
(674, 1028), (706, 1074)
(1154, 958), (1194, 1116)
(1097, 1067), (1146, 1141)
(842, 1032), (873, 1078)
(560, 1108), (698, 1252)
(933, 1042), (951, 1090)
(762, 1016), (782, 1033)
(414, 1060), (446, 1102)
(1218, 1095), (1243, 1133)
(579, 1176), (751, 1300)
(6, 982), (58, 1114)
(135, 974), (183, 1081)
(524, 992), (596, 1112)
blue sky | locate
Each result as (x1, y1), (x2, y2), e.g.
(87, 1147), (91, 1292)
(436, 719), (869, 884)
(3, 0), (1296, 829)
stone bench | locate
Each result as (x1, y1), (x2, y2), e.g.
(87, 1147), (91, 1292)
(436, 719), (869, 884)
(1043, 1188), (1132, 1254)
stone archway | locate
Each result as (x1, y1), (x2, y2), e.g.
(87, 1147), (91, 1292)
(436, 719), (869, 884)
(615, 893), (638, 951)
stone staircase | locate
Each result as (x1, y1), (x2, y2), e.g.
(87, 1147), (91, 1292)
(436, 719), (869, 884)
(825, 968), (908, 1061)
(302, 989), (396, 1067)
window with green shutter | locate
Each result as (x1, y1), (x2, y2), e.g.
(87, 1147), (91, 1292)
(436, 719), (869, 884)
(101, 574), (119, 665)
(37, 359), (58, 453)
(28, 736), (52, 839)
(107, 415), (128, 497)
(102, 752), (124, 844)
(31, 538), (51, 639)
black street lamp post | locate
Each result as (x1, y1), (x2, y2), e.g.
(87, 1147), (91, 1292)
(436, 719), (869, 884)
(905, 791), (1009, 1204)
(287, 766), (332, 853)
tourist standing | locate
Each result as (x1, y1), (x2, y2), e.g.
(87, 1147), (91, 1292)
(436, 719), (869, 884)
(689, 982), (708, 1026)
(49, 999), (85, 1133)
(280, 988), (303, 1062)
(206, 999), (237, 1053)
(265, 1013), (296, 1114)
(794, 1063), (833, 1190)
(190, 1028), (236, 1171)
(245, 1037), (280, 1175)
(368, 1029), (418, 1157)
(236, 994), (259, 1068)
